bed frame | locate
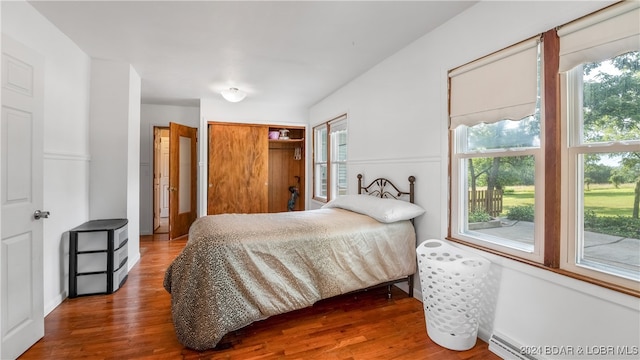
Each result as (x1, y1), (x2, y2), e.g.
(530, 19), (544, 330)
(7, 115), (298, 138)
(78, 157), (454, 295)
(357, 174), (415, 204)
(356, 174), (416, 299)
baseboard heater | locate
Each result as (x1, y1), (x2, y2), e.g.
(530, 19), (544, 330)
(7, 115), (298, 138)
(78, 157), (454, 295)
(488, 333), (537, 360)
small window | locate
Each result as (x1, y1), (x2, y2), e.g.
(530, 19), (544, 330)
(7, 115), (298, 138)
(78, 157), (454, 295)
(313, 114), (348, 202)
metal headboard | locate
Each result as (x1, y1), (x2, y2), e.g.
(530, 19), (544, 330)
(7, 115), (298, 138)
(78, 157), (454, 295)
(357, 174), (415, 204)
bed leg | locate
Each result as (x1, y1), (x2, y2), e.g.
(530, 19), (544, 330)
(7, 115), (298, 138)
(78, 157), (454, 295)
(408, 275), (414, 298)
(387, 284), (392, 299)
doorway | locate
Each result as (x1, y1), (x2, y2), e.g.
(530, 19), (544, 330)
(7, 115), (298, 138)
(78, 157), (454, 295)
(152, 123), (198, 239)
(153, 127), (170, 234)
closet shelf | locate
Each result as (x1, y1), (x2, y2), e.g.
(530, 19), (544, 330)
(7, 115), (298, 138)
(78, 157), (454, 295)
(269, 138), (304, 143)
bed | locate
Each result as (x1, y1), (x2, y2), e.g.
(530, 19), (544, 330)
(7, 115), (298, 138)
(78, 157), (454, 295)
(163, 174), (425, 350)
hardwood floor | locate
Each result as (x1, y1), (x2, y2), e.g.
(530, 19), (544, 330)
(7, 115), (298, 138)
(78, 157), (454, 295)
(19, 234), (499, 360)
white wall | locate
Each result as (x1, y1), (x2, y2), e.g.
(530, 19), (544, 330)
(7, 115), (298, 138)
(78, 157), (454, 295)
(310, 0), (640, 357)
(89, 60), (130, 218)
(2, 1), (92, 314)
(127, 66), (141, 268)
(89, 59), (141, 271)
(139, 103), (199, 235)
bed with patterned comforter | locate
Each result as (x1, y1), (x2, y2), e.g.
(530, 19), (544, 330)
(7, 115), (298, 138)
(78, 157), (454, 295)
(163, 207), (417, 350)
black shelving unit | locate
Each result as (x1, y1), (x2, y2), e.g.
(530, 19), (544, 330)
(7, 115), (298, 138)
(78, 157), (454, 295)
(68, 219), (129, 298)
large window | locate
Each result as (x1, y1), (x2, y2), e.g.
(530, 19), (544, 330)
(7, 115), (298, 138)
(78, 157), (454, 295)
(559, 1), (639, 292)
(449, 1), (639, 294)
(563, 52), (639, 288)
(313, 114), (347, 202)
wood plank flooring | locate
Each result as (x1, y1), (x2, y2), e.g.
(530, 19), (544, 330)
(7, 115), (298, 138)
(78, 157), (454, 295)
(19, 234), (499, 360)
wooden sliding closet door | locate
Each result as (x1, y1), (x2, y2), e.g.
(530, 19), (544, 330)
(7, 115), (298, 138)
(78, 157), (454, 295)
(208, 123), (269, 214)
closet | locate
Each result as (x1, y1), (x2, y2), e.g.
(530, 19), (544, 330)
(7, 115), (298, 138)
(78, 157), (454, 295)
(208, 122), (305, 215)
(267, 126), (305, 212)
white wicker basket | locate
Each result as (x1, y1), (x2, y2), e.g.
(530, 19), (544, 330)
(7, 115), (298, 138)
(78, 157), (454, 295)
(416, 239), (491, 351)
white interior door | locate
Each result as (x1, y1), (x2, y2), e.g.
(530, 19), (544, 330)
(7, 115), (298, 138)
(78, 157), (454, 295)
(1, 35), (45, 359)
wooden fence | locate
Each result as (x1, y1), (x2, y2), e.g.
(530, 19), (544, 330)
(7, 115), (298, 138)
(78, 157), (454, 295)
(469, 189), (503, 217)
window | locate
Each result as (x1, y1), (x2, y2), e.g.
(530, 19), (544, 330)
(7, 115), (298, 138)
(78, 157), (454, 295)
(313, 114), (347, 202)
(559, 0), (639, 291)
(449, 1), (639, 294)
(450, 38), (545, 262)
(330, 119), (348, 198)
(313, 124), (328, 201)
(563, 53), (639, 288)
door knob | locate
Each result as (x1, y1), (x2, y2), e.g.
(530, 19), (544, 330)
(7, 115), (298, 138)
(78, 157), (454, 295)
(34, 210), (50, 220)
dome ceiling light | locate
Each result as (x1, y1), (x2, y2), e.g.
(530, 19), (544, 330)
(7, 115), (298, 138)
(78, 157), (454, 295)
(221, 87), (247, 102)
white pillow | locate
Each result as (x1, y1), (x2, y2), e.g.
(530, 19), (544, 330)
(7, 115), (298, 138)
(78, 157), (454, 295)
(322, 194), (425, 223)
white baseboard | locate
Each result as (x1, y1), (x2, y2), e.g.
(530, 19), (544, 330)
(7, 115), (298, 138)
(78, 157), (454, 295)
(44, 292), (66, 316)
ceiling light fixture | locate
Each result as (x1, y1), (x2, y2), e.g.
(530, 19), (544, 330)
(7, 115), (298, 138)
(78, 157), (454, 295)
(221, 87), (247, 102)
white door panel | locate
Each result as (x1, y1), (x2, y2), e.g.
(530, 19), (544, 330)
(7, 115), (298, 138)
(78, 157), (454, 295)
(3, 233), (34, 333)
(1, 35), (45, 360)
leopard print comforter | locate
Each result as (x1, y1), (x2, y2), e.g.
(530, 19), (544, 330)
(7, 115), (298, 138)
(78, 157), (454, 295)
(163, 208), (416, 350)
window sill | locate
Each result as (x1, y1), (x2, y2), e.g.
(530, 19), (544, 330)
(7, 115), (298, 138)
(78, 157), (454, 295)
(445, 236), (640, 302)
(312, 197), (327, 203)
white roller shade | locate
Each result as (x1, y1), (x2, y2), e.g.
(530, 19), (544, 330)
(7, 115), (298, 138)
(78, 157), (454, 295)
(449, 37), (539, 129)
(558, 0), (640, 72)
(329, 114), (347, 133)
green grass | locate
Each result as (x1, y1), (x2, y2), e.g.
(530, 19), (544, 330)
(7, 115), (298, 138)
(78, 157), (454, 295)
(502, 186), (534, 212)
(582, 184), (636, 217)
(501, 183), (636, 217)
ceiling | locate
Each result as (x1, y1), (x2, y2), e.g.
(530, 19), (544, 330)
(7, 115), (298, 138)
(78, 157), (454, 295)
(29, 1), (476, 108)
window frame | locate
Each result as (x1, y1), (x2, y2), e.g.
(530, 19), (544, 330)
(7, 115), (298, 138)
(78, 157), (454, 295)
(312, 114), (347, 203)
